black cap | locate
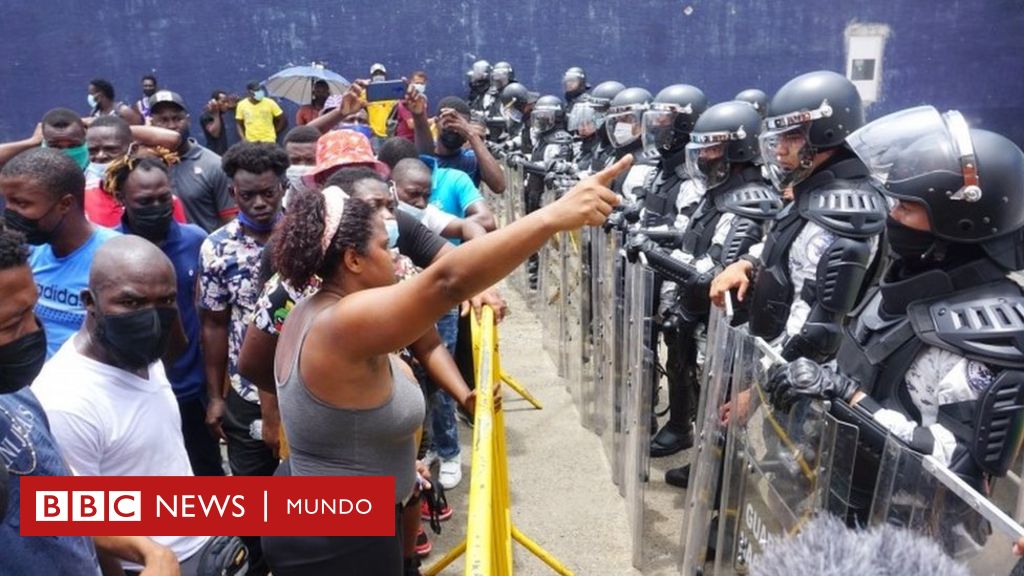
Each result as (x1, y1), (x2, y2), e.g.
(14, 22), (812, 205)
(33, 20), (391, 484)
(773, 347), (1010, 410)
(148, 90), (188, 113)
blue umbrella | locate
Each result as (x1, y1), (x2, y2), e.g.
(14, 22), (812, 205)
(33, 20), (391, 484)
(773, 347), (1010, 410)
(264, 64), (349, 105)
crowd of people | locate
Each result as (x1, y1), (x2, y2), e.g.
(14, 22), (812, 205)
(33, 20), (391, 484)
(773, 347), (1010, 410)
(0, 53), (1022, 576)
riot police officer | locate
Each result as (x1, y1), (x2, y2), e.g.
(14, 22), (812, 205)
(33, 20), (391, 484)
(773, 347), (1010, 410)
(563, 66), (590, 115)
(766, 106), (1024, 523)
(481, 61), (516, 140)
(569, 80), (625, 174)
(710, 70), (887, 364)
(467, 59), (492, 113)
(635, 84), (708, 456)
(604, 87), (657, 200)
(523, 95), (574, 287)
(641, 101), (783, 465)
(499, 82), (538, 154)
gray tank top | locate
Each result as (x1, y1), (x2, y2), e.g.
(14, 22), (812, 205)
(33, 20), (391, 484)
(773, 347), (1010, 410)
(278, 320), (425, 505)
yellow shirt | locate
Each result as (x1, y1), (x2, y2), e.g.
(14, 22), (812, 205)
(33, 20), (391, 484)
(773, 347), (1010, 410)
(366, 99), (398, 138)
(236, 98), (283, 143)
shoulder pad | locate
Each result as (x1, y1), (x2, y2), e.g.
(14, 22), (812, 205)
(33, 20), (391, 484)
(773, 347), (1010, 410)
(909, 280), (1024, 369)
(798, 179), (887, 239)
(714, 182), (782, 221)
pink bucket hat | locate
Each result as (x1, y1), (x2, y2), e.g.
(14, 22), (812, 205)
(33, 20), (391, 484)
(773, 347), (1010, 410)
(304, 129), (390, 186)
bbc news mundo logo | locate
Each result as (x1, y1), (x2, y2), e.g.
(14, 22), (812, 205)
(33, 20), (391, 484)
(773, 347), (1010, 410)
(21, 476), (395, 536)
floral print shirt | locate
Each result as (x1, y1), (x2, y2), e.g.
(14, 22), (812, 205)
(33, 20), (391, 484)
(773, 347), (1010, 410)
(198, 219), (266, 403)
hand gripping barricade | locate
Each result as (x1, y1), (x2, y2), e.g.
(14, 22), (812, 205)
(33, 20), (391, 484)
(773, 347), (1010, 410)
(867, 434), (1024, 575)
(678, 300), (741, 576)
(711, 328), (860, 575)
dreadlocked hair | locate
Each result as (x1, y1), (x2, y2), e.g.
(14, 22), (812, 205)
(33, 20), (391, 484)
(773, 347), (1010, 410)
(103, 145), (180, 198)
(272, 187), (377, 290)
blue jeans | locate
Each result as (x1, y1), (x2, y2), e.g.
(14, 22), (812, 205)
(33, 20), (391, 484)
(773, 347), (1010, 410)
(431, 309), (461, 460)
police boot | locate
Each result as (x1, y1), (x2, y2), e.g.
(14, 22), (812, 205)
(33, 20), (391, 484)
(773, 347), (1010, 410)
(665, 464), (690, 488)
(650, 332), (696, 457)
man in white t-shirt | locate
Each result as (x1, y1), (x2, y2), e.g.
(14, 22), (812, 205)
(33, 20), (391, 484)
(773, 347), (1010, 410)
(33, 236), (248, 575)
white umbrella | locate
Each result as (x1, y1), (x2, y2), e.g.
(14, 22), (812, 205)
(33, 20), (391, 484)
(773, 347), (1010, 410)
(264, 63), (349, 105)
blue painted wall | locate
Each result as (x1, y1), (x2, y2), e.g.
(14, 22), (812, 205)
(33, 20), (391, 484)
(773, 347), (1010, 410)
(2, 1), (1023, 145)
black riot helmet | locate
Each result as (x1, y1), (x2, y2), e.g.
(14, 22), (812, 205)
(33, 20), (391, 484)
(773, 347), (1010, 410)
(500, 82), (536, 126)
(605, 87), (651, 149)
(563, 66), (589, 99)
(467, 60), (492, 90)
(492, 61), (515, 91)
(848, 106), (1024, 269)
(759, 70), (864, 190)
(568, 81), (625, 138)
(734, 88), (769, 118)
(641, 84), (707, 156)
(531, 95), (565, 134)
(685, 101), (763, 190)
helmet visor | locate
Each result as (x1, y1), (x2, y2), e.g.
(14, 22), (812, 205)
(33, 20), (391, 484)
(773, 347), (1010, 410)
(491, 70), (510, 90)
(845, 106), (963, 193)
(686, 142), (730, 190)
(531, 109), (559, 133)
(568, 102), (602, 137)
(758, 123), (814, 191)
(642, 108), (678, 157)
(605, 109), (644, 148)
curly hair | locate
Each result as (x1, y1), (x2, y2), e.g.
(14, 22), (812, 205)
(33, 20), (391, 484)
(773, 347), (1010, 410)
(103, 145), (179, 198)
(221, 142), (290, 178)
(89, 78), (115, 100)
(0, 148), (85, 204)
(272, 189), (376, 289)
(324, 166), (385, 193)
(0, 228), (29, 271)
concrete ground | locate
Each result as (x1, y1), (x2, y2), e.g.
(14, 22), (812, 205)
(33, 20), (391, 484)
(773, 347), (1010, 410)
(423, 284), (649, 576)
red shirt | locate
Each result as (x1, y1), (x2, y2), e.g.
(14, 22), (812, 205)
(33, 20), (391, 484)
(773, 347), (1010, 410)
(395, 102), (415, 141)
(85, 185), (189, 228)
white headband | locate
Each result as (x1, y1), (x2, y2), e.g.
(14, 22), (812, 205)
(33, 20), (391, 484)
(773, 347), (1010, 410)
(321, 186), (349, 256)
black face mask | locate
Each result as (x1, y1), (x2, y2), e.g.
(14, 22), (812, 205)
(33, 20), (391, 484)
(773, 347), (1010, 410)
(3, 206), (63, 246)
(886, 216), (938, 263)
(143, 88), (157, 97)
(0, 328), (47, 394)
(126, 203), (173, 243)
(94, 303), (178, 370)
(438, 130), (466, 151)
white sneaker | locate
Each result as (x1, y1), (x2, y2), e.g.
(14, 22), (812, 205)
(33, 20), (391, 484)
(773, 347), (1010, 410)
(439, 454), (462, 489)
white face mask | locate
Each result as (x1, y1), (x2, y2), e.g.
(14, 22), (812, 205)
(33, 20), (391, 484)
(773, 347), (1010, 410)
(285, 165), (314, 192)
(613, 122), (636, 145)
(399, 201), (426, 220)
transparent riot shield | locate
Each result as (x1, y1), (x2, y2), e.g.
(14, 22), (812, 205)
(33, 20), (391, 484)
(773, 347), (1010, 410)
(537, 186), (562, 368)
(587, 226), (607, 435)
(505, 159), (528, 293)
(609, 236), (628, 490)
(575, 227), (595, 430)
(595, 227), (624, 485)
(679, 305), (739, 575)
(713, 336), (859, 575)
(562, 228), (585, 404)
(622, 259), (657, 567)
(869, 435), (1024, 575)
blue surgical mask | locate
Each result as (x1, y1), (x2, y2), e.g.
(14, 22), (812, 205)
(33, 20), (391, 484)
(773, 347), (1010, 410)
(253, 90), (266, 101)
(85, 161), (109, 182)
(385, 218), (399, 249)
(87, 94), (97, 109)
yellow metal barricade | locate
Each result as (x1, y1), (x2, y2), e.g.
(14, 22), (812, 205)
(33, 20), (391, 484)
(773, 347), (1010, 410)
(423, 306), (572, 576)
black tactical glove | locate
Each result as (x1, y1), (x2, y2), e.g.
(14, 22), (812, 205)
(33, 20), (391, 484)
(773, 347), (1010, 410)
(765, 358), (860, 412)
